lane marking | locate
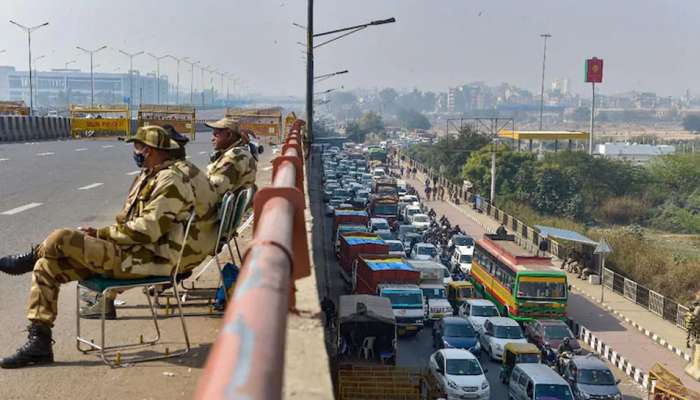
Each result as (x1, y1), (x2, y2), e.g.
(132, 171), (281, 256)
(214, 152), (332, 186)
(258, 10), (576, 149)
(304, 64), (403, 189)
(1, 202), (42, 215)
(101, 145), (114, 149)
(36, 152), (55, 156)
(262, 166), (273, 171)
(75, 148), (88, 152)
(185, 155), (192, 159)
(78, 182), (104, 190)
(198, 151), (208, 155)
(126, 170), (141, 176)
(0, 158), (9, 162)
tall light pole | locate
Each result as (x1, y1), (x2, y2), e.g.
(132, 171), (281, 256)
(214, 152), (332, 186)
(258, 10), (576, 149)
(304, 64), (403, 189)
(63, 60), (76, 108)
(32, 55), (46, 108)
(147, 52), (168, 104)
(10, 20), (49, 113)
(118, 49), (144, 109)
(164, 55), (181, 104)
(77, 45), (107, 107)
(201, 65), (212, 106)
(209, 68), (218, 104)
(182, 58), (199, 105)
(64, 60), (76, 70)
(539, 33), (552, 131)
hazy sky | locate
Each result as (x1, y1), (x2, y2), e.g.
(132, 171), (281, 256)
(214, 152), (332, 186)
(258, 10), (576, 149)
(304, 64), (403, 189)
(2, 0), (699, 98)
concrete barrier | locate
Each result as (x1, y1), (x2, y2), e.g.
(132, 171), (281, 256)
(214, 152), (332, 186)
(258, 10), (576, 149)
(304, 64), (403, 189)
(0, 116), (71, 143)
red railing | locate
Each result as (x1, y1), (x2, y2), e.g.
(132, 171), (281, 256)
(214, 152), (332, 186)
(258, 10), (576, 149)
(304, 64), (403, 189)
(194, 119), (311, 400)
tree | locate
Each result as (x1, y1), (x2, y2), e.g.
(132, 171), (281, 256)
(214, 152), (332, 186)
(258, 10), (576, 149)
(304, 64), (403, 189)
(345, 121), (365, 143)
(461, 145), (536, 200)
(683, 114), (700, 133)
(358, 111), (385, 135)
(397, 108), (431, 130)
(378, 88), (398, 114)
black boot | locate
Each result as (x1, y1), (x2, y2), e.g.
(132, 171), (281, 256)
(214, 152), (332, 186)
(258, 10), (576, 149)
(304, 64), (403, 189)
(0, 322), (54, 368)
(0, 246), (38, 276)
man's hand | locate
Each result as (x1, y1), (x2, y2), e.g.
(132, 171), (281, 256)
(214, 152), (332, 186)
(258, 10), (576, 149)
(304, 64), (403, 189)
(79, 226), (97, 237)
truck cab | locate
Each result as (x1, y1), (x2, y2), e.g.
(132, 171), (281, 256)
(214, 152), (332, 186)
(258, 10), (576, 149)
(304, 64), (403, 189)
(420, 283), (452, 324)
(378, 284), (424, 335)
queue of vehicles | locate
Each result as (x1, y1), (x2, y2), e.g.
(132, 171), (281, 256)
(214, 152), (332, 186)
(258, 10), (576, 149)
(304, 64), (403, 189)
(322, 145), (622, 400)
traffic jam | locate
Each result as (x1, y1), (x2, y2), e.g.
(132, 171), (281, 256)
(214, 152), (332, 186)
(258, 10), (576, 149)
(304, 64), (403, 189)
(321, 143), (624, 400)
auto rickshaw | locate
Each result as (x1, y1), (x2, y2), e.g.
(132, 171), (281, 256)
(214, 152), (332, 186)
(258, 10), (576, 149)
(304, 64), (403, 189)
(499, 343), (541, 383)
(446, 281), (475, 315)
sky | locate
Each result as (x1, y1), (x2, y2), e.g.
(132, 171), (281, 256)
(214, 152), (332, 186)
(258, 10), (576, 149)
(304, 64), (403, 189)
(1, 0), (699, 98)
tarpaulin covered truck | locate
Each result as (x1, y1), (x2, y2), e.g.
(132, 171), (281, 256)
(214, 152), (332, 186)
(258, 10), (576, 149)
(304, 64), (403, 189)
(333, 209), (370, 234)
(338, 233), (389, 284)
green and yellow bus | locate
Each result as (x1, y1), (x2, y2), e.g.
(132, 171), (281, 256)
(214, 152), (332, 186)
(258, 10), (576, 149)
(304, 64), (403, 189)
(470, 234), (567, 322)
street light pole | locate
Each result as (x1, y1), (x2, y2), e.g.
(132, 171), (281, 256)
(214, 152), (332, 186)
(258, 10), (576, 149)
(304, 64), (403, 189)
(539, 33), (551, 131)
(77, 45), (107, 107)
(182, 58), (199, 105)
(164, 55), (181, 104)
(10, 20), (49, 114)
(306, 0), (314, 142)
(118, 50), (144, 109)
(32, 55), (45, 108)
(147, 53), (168, 104)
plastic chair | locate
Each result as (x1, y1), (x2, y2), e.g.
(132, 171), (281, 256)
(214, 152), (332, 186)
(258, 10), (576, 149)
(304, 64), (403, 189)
(361, 336), (376, 360)
(75, 211), (196, 367)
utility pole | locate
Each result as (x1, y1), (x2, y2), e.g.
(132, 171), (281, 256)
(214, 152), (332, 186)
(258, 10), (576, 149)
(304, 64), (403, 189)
(147, 53), (168, 104)
(165, 55), (181, 104)
(118, 50), (144, 110)
(10, 20), (49, 114)
(77, 45), (107, 107)
(539, 33), (551, 131)
(306, 0), (314, 142)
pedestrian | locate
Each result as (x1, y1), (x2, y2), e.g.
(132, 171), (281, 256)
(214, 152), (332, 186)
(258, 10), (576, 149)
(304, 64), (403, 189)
(0, 126), (195, 368)
(321, 296), (336, 329)
(425, 186), (432, 201)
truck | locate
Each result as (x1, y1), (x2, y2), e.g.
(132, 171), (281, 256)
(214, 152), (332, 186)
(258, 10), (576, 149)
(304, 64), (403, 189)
(367, 146), (388, 165)
(407, 260), (453, 324)
(338, 232), (389, 284)
(333, 208), (369, 234)
(353, 255), (424, 334)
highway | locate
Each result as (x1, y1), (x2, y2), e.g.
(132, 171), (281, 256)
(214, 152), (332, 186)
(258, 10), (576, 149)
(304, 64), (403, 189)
(307, 151), (646, 399)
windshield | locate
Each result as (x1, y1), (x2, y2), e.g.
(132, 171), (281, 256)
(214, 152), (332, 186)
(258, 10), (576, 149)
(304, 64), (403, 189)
(383, 292), (422, 306)
(387, 242), (404, 252)
(417, 246), (437, 256)
(373, 222), (390, 230)
(472, 305), (499, 317)
(445, 359), (482, 376)
(517, 280), (567, 300)
(422, 288), (446, 300)
(458, 287), (472, 297)
(493, 325), (524, 339)
(517, 354), (540, 363)
(535, 384), (573, 400)
(453, 236), (474, 246)
(543, 325), (573, 340)
(406, 208), (420, 216)
(577, 368), (616, 386)
(459, 254), (472, 263)
(374, 204), (397, 215)
(413, 215), (428, 223)
(444, 323), (476, 337)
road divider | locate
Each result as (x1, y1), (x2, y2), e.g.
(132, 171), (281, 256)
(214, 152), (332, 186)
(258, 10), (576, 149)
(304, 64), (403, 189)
(0, 116), (71, 142)
(36, 152), (55, 156)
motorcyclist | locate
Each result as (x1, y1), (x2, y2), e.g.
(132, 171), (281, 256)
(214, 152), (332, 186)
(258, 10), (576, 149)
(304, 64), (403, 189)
(542, 343), (557, 366)
(557, 337), (574, 373)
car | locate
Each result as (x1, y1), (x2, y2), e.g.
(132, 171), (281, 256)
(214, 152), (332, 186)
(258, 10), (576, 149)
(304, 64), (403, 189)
(433, 317), (481, 356)
(524, 319), (582, 355)
(458, 299), (501, 333)
(410, 213), (431, 232)
(428, 349), (490, 400)
(333, 188), (353, 202)
(403, 205), (422, 223)
(562, 354), (622, 400)
(449, 234), (475, 253)
(397, 224), (418, 241)
(368, 217), (391, 232)
(410, 242), (439, 261)
(450, 247), (474, 274)
(509, 364), (574, 400)
(323, 183), (340, 202)
(478, 317), (528, 361)
(385, 240), (405, 256)
(375, 230), (395, 241)
(402, 232), (423, 255)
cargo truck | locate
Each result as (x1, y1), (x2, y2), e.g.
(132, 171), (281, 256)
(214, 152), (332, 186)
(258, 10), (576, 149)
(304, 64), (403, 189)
(406, 260), (453, 324)
(338, 232), (389, 284)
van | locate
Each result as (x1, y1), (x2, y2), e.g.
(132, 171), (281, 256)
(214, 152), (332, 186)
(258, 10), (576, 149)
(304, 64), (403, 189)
(509, 363), (574, 400)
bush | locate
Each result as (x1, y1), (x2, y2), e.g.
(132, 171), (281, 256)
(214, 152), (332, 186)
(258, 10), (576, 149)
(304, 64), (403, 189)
(596, 196), (649, 225)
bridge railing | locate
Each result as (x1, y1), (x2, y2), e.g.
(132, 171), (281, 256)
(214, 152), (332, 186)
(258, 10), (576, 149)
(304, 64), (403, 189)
(194, 119), (310, 400)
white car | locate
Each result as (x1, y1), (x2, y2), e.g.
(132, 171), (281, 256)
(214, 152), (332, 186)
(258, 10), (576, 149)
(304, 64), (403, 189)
(449, 234), (475, 254)
(451, 248), (474, 274)
(403, 205), (421, 223)
(369, 217), (391, 232)
(478, 317), (528, 361)
(428, 349), (490, 400)
(458, 299), (501, 333)
(384, 240), (405, 257)
(410, 213), (431, 232)
(410, 243), (439, 262)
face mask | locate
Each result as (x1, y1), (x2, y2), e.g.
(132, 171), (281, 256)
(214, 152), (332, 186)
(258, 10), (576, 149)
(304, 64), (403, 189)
(133, 150), (146, 168)
(209, 150), (222, 162)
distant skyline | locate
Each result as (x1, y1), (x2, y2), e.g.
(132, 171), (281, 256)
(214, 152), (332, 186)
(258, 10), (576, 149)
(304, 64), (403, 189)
(2, 1), (700, 98)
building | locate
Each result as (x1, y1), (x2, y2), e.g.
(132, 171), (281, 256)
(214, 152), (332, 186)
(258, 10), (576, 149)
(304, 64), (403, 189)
(597, 142), (675, 164)
(0, 66), (168, 109)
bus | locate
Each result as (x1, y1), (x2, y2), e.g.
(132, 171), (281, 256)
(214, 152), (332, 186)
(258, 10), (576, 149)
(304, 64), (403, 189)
(469, 234), (567, 322)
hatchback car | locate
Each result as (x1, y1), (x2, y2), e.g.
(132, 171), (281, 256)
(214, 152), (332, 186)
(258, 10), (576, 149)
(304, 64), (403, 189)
(562, 354), (621, 400)
(458, 299), (501, 332)
(525, 319), (581, 354)
(478, 317), (528, 361)
(369, 217), (391, 232)
(433, 317), (481, 356)
(428, 349), (489, 400)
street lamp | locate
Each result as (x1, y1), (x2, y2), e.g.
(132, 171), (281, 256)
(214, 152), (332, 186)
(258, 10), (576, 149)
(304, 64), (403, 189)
(314, 69), (348, 83)
(182, 58), (199, 105)
(539, 33), (552, 131)
(164, 55), (181, 104)
(118, 49), (144, 109)
(76, 45), (107, 107)
(10, 20), (49, 113)
(64, 60), (76, 69)
(201, 65), (212, 106)
(147, 52), (168, 103)
(304, 4), (396, 142)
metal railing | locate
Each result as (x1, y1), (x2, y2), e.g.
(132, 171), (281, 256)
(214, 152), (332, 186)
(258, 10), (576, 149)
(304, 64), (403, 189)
(194, 119), (310, 399)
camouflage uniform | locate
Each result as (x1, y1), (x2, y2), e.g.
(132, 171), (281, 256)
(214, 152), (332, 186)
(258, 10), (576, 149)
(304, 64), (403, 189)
(207, 138), (257, 197)
(27, 127), (195, 327)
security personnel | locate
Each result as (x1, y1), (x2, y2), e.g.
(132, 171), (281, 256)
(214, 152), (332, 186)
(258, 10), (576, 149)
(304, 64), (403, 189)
(80, 125), (219, 319)
(0, 126), (195, 368)
(205, 117), (257, 196)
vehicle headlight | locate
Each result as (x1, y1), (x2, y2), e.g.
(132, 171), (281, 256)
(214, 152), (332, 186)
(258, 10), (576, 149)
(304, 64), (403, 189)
(494, 343), (503, 351)
(447, 380), (458, 389)
(481, 381), (489, 390)
(442, 339), (452, 348)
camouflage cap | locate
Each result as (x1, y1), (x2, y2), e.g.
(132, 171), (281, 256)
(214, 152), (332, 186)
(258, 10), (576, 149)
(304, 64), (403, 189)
(126, 125), (180, 150)
(205, 117), (239, 133)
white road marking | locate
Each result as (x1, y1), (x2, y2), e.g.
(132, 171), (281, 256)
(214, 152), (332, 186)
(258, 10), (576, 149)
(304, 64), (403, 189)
(262, 166), (273, 171)
(126, 170), (141, 176)
(101, 145), (114, 149)
(0, 158), (9, 162)
(78, 182), (104, 190)
(198, 151), (208, 155)
(36, 152), (55, 156)
(185, 155), (192, 159)
(1, 202), (42, 215)
(75, 148), (88, 152)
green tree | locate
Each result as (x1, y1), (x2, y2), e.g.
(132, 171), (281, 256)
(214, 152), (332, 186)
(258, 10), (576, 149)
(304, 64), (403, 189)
(397, 108), (431, 130)
(358, 111), (385, 135)
(345, 121), (365, 143)
(461, 145), (536, 201)
(682, 114), (700, 133)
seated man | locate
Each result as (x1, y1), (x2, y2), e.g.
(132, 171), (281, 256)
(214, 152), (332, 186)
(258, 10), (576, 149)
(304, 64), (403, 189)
(205, 117), (258, 196)
(0, 126), (195, 368)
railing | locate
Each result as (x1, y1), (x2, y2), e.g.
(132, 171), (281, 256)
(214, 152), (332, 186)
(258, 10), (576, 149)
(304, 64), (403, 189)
(194, 119), (311, 399)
